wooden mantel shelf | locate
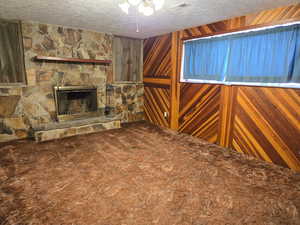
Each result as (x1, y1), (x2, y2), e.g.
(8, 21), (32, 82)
(34, 56), (112, 65)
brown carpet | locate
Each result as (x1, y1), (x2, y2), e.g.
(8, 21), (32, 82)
(0, 121), (300, 225)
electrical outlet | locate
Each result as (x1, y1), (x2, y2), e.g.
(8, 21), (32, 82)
(163, 111), (168, 118)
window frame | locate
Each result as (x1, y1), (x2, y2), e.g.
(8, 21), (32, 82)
(180, 21), (300, 89)
(0, 19), (26, 85)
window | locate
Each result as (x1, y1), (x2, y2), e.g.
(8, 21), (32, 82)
(113, 36), (143, 83)
(0, 19), (26, 84)
(181, 23), (300, 88)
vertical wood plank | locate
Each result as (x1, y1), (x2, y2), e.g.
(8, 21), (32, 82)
(218, 85), (238, 147)
(170, 31), (182, 130)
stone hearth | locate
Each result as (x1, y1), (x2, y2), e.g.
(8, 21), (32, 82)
(34, 116), (121, 142)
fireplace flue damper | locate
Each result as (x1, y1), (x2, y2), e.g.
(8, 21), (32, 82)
(54, 86), (99, 122)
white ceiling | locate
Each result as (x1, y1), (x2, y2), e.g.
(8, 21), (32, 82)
(0, 0), (299, 38)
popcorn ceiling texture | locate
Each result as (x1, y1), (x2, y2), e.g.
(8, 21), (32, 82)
(0, 22), (144, 143)
(0, 0), (299, 38)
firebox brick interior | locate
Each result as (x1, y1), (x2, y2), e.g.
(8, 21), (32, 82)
(0, 1), (300, 225)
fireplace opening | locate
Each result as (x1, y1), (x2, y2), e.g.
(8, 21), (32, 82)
(54, 86), (99, 121)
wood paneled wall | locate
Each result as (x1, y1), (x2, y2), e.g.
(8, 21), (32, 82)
(232, 87), (300, 170)
(143, 4), (300, 171)
(144, 86), (170, 128)
(143, 34), (172, 128)
(179, 84), (221, 144)
(143, 33), (172, 78)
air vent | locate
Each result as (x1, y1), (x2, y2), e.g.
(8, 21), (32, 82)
(170, 2), (190, 9)
(177, 2), (189, 8)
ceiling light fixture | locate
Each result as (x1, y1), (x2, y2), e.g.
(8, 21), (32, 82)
(128, 0), (141, 6)
(119, 0), (164, 16)
(152, 0), (164, 10)
(119, 1), (130, 14)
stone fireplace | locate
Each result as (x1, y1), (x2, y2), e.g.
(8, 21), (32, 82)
(0, 22), (144, 143)
(54, 86), (99, 122)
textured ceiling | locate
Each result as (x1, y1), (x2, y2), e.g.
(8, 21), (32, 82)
(0, 0), (299, 38)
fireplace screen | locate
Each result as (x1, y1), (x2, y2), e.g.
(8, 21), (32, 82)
(54, 86), (98, 121)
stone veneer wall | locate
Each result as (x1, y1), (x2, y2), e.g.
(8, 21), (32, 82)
(109, 84), (144, 123)
(0, 22), (144, 143)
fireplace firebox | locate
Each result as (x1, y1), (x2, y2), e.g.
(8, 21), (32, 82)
(54, 86), (99, 122)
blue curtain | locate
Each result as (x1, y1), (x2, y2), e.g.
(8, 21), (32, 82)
(291, 29), (300, 83)
(226, 25), (300, 83)
(183, 24), (300, 84)
(183, 37), (229, 81)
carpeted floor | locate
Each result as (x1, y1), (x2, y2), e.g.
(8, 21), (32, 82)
(0, 121), (300, 225)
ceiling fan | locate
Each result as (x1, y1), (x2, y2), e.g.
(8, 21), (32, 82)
(118, 0), (189, 33)
(118, 0), (165, 16)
